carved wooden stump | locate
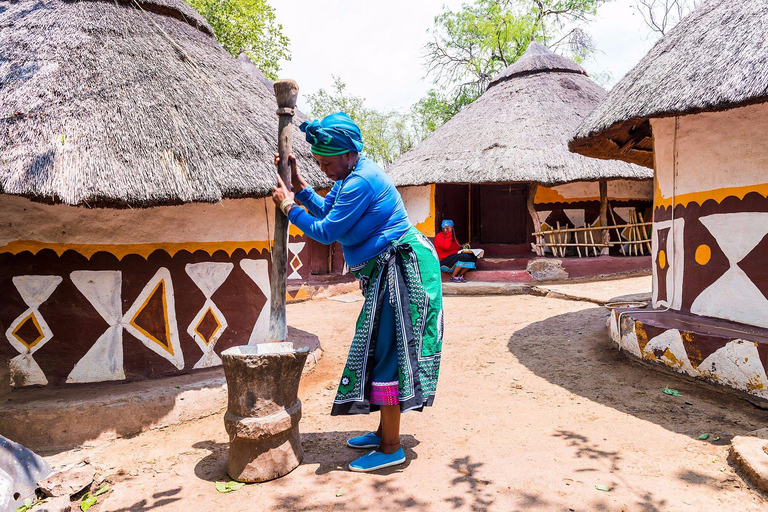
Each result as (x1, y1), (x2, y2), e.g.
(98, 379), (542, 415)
(221, 344), (308, 482)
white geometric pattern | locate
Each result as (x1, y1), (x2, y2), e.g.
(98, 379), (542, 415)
(122, 268), (184, 369)
(185, 262), (233, 368)
(697, 339), (768, 399)
(240, 259), (271, 345)
(5, 275), (62, 387)
(643, 328), (696, 374)
(67, 271), (125, 383)
(614, 318), (768, 399)
(288, 242), (306, 280)
(691, 212), (768, 328)
(563, 209), (586, 228)
(651, 218), (685, 310)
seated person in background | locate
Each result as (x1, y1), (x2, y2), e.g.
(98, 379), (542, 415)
(434, 220), (478, 283)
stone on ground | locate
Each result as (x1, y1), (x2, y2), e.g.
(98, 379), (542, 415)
(729, 428), (768, 494)
(38, 460), (95, 497)
(526, 258), (569, 281)
(38, 495), (72, 512)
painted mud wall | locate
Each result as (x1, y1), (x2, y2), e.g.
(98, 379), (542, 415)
(0, 195), (315, 388)
(400, 181), (653, 246)
(534, 180), (653, 231)
(650, 102), (768, 328)
(399, 185), (436, 237)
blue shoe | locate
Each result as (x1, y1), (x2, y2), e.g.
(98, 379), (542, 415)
(347, 432), (381, 449)
(349, 448), (406, 472)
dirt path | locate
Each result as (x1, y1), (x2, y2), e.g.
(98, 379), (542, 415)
(48, 292), (768, 511)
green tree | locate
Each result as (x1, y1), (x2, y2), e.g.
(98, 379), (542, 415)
(416, 0), (607, 134)
(185, 0), (290, 79)
(305, 77), (418, 167)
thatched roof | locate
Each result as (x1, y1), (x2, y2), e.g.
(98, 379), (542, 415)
(0, 0), (329, 207)
(569, 0), (768, 168)
(387, 42), (650, 187)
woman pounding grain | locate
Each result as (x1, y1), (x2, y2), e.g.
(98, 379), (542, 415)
(271, 113), (443, 472)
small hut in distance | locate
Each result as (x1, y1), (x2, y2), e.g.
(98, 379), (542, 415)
(389, 42), (653, 261)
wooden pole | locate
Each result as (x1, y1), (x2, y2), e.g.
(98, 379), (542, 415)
(526, 183), (541, 256)
(268, 79), (299, 343)
(599, 180), (610, 256)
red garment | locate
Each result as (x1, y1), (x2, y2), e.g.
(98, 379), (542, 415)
(434, 231), (461, 262)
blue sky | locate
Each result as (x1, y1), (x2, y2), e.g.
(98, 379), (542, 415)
(273, 0), (660, 114)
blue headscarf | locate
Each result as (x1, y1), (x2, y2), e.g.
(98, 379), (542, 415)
(441, 220), (454, 229)
(299, 112), (364, 156)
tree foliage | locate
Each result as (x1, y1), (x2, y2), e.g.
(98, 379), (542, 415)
(417, 0), (606, 134)
(305, 77), (418, 168)
(185, 0), (290, 79)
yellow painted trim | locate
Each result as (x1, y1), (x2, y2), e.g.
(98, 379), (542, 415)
(0, 240), (272, 259)
(12, 312), (45, 350)
(534, 185), (650, 204)
(194, 306), (222, 346)
(128, 280), (174, 356)
(414, 184), (437, 237)
(655, 183), (768, 208)
(535, 187), (571, 203)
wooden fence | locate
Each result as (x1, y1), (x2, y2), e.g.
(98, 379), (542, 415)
(532, 211), (652, 258)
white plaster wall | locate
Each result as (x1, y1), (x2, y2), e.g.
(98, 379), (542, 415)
(544, 181), (596, 200)
(652, 102), (768, 199)
(607, 180), (653, 200)
(398, 185), (432, 227)
(0, 195), (274, 247)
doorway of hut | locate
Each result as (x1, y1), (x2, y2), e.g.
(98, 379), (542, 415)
(435, 183), (533, 257)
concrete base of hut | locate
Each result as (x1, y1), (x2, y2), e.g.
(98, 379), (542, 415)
(0, 328), (321, 454)
(287, 274), (358, 303)
(608, 307), (768, 404)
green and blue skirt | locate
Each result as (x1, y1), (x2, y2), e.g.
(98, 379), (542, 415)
(331, 227), (444, 415)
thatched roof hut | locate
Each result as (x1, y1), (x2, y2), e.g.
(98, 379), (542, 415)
(387, 42), (651, 187)
(0, 0), (329, 207)
(569, 0), (768, 167)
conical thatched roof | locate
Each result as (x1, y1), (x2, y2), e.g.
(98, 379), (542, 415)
(569, 0), (768, 168)
(387, 42), (650, 187)
(0, 0), (329, 207)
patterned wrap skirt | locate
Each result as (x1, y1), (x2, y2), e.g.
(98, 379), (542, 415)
(331, 227), (444, 415)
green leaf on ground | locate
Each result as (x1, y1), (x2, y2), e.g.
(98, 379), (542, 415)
(336, 490), (344, 497)
(684, 401), (693, 405)
(595, 484), (611, 492)
(215, 481), (245, 493)
(80, 493), (98, 511)
(94, 484), (110, 496)
(663, 387), (682, 396)
(699, 433), (710, 440)
(16, 498), (37, 512)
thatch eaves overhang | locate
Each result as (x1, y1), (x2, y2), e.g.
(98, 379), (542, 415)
(387, 42), (650, 188)
(569, 0), (768, 168)
(0, 0), (330, 208)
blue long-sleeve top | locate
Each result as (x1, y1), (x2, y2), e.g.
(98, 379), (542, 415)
(287, 156), (412, 267)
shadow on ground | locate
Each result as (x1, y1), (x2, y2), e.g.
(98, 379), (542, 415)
(507, 306), (767, 440)
(193, 431), (421, 482)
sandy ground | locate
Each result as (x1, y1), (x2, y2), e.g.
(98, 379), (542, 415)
(47, 281), (768, 511)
